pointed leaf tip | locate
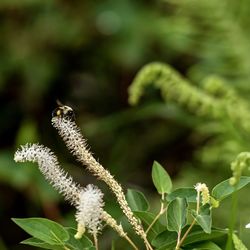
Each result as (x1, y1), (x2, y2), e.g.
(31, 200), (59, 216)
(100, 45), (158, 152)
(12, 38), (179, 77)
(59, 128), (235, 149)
(152, 161), (172, 194)
(12, 217), (69, 245)
(126, 189), (149, 211)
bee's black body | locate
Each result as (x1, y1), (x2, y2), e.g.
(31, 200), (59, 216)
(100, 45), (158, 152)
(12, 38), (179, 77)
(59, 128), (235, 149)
(52, 104), (75, 120)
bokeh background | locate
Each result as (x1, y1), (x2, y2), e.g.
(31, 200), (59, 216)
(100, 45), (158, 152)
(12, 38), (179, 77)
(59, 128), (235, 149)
(1, 0), (250, 249)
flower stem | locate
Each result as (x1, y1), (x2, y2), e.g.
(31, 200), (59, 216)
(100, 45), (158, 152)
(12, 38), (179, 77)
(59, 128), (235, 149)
(175, 219), (195, 250)
(93, 234), (98, 250)
(176, 229), (182, 249)
(176, 190), (200, 250)
(124, 235), (139, 250)
(226, 190), (238, 250)
(146, 204), (166, 235)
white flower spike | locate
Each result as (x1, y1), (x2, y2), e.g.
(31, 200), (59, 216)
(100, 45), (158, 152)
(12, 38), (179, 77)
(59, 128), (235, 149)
(194, 182), (210, 205)
(14, 143), (81, 206)
(51, 115), (148, 243)
(14, 143), (138, 249)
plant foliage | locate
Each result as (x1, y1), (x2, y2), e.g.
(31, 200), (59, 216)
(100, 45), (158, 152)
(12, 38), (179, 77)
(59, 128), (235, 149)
(13, 159), (250, 249)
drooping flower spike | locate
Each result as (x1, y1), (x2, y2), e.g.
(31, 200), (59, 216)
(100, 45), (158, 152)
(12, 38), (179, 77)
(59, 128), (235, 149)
(14, 143), (81, 206)
(51, 111), (150, 248)
(14, 143), (138, 249)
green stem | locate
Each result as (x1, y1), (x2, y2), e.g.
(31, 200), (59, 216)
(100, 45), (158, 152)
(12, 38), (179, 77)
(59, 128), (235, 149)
(146, 204), (166, 235)
(175, 229), (182, 250)
(226, 190), (238, 250)
(176, 190), (200, 249)
(175, 219), (195, 250)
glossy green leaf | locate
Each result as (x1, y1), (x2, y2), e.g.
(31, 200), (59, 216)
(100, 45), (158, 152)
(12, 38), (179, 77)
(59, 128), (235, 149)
(151, 229), (177, 248)
(126, 189), (149, 211)
(21, 238), (63, 250)
(212, 176), (250, 201)
(152, 226), (228, 249)
(12, 218), (69, 245)
(22, 230), (94, 250)
(65, 227), (94, 249)
(185, 241), (222, 250)
(182, 228), (228, 247)
(166, 198), (187, 232)
(191, 204), (212, 234)
(167, 188), (197, 203)
(152, 161), (172, 194)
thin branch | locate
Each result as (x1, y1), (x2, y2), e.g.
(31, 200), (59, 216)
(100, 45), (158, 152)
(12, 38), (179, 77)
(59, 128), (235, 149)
(146, 206), (167, 235)
(175, 219), (195, 250)
(93, 234), (98, 250)
(176, 229), (182, 249)
(146, 193), (166, 235)
(124, 235), (139, 250)
(176, 191), (201, 250)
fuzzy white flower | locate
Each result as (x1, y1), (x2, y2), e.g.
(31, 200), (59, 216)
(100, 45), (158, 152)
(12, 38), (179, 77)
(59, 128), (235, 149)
(14, 143), (81, 206)
(75, 184), (104, 238)
(246, 223), (250, 229)
(194, 182), (202, 193)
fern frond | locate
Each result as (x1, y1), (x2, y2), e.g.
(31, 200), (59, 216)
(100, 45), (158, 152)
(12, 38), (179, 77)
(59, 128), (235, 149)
(129, 62), (250, 135)
(128, 62), (224, 118)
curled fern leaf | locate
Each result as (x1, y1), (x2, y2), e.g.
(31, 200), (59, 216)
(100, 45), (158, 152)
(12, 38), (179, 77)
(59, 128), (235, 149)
(128, 62), (223, 118)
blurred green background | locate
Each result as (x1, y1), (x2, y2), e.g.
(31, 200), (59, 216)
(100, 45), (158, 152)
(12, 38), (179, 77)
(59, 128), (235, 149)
(1, 0), (250, 249)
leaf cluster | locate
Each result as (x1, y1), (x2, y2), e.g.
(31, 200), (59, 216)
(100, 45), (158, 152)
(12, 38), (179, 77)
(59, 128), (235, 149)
(13, 161), (250, 249)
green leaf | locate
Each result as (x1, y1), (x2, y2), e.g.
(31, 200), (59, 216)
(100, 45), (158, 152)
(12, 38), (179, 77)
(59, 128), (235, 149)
(152, 226), (228, 249)
(151, 230), (177, 248)
(185, 241), (222, 250)
(166, 198), (187, 232)
(134, 211), (165, 241)
(191, 204), (212, 234)
(167, 188), (197, 203)
(21, 237), (95, 250)
(232, 233), (248, 250)
(212, 176), (250, 201)
(21, 238), (63, 250)
(12, 218), (69, 245)
(20, 227), (94, 250)
(65, 227), (94, 249)
(152, 161), (172, 194)
(182, 228), (228, 247)
(126, 189), (149, 211)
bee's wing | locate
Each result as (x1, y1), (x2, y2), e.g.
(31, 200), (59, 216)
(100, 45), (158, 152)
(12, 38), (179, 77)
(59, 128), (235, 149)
(56, 99), (64, 107)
